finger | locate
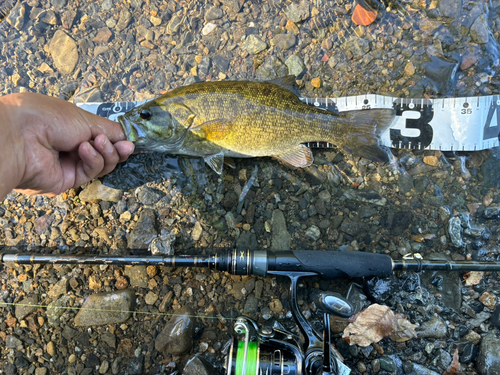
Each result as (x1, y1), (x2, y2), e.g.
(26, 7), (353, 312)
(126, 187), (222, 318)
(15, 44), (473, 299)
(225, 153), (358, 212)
(93, 134), (120, 177)
(114, 141), (135, 163)
(74, 141), (105, 187)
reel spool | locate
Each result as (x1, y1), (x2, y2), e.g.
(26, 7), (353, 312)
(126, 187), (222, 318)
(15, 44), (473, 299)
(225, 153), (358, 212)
(226, 317), (301, 375)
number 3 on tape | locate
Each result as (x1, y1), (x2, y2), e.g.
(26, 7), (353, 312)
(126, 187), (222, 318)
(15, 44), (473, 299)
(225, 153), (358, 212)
(390, 99), (434, 150)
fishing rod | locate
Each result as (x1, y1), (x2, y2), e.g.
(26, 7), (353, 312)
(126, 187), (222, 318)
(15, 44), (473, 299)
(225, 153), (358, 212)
(2, 249), (499, 375)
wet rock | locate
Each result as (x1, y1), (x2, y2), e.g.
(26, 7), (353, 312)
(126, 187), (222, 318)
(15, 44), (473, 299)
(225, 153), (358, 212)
(244, 294), (258, 314)
(6, 2), (25, 30)
(270, 34), (296, 50)
(79, 180), (123, 202)
(183, 354), (220, 375)
(124, 266), (148, 288)
(432, 349), (452, 370)
(48, 277), (68, 300)
(136, 187), (162, 205)
(438, 0), (462, 18)
(477, 330), (500, 375)
(127, 209), (158, 249)
(284, 2), (310, 22)
(404, 363), (440, 375)
(491, 306), (500, 328)
(470, 15), (489, 44)
(390, 211), (412, 235)
(484, 205), (500, 219)
(342, 36), (370, 58)
(461, 55), (478, 70)
(305, 225), (321, 241)
(379, 357), (396, 372)
(256, 56), (287, 80)
(421, 254), (461, 311)
(448, 216), (463, 247)
(285, 54), (305, 76)
(423, 54), (458, 95)
(205, 7), (223, 21)
(271, 209), (291, 251)
(417, 316), (448, 338)
(201, 23), (216, 36)
(155, 305), (195, 355)
(93, 27), (113, 43)
(15, 295), (38, 320)
(241, 35), (267, 55)
(115, 8), (131, 32)
(124, 355), (144, 374)
(49, 30), (78, 75)
(74, 289), (135, 326)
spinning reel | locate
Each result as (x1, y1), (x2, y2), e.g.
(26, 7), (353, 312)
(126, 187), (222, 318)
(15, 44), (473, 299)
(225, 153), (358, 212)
(225, 271), (353, 375)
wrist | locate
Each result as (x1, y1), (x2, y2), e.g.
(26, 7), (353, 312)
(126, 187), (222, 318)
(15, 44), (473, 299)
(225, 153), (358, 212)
(0, 94), (26, 199)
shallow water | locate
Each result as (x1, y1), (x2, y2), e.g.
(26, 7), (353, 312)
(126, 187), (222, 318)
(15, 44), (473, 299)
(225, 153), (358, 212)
(1, 1), (500, 374)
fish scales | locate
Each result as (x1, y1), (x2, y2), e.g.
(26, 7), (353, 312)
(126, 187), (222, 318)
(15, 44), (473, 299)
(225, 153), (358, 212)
(118, 79), (395, 174)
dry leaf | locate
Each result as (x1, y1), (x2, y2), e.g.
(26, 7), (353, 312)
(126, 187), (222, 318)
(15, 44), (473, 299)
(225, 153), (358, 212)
(443, 348), (466, 375)
(342, 304), (417, 347)
(463, 271), (484, 286)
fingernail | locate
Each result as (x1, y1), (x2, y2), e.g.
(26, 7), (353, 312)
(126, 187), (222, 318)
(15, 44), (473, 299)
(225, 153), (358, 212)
(87, 142), (97, 156)
(103, 137), (114, 153)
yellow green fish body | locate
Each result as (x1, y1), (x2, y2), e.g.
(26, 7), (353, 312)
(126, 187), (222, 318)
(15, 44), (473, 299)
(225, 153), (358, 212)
(118, 79), (395, 173)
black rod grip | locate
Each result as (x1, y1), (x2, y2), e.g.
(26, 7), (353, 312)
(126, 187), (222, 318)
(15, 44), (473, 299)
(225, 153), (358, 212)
(288, 250), (394, 279)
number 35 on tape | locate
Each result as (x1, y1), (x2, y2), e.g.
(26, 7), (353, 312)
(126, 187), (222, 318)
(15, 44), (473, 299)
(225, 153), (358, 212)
(306, 94), (500, 152)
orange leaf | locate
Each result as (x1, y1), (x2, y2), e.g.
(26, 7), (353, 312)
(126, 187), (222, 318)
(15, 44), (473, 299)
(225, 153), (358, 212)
(443, 348), (466, 375)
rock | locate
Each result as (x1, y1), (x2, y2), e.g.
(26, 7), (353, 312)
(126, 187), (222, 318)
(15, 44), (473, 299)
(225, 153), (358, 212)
(205, 7), (223, 21)
(236, 231), (258, 250)
(438, 0), (462, 18)
(155, 305), (195, 354)
(256, 56), (287, 80)
(271, 209), (291, 251)
(477, 330), (500, 375)
(479, 291), (497, 310)
(285, 54), (305, 76)
(46, 341), (56, 356)
(127, 209), (158, 249)
(470, 15), (489, 44)
(305, 225), (321, 241)
(311, 77), (321, 88)
(448, 216), (463, 247)
(461, 55), (478, 70)
(465, 330), (482, 345)
(47, 296), (71, 326)
(241, 34), (267, 54)
(79, 180), (123, 202)
(93, 27), (113, 43)
(284, 1), (310, 22)
(182, 355), (220, 375)
(199, 57), (212, 75)
(270, 33), (296, 50)
(124, 266), (148, 288)
(342, 36), (370, 58)
(145, 292), (158, 305)
(201, 22), (217, 36)
(405, 363), (440, 375)
(61, 9), (76, 29)
(6, 335), (22, 349)
(38, 10), (58, 25)
(213, 55), (230, 71)
(417, 316), (448, 338)
(74, 289), (135, 326)
(15, 295), (38, 320)
(115, 8), (131, 32)
(136, 187), (162, 205)
(48, 277), (68, 300)
(6, 2), (25, 30)
(379, 357), (396, 372)
(491, 306), (500, 328)
(49, 30), (78, 75)
(192, 221), (203, 241)
(244, 294), (259, 314)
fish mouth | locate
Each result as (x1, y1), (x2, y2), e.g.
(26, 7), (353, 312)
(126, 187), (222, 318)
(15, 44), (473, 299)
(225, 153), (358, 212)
(118, 115), (138, 142)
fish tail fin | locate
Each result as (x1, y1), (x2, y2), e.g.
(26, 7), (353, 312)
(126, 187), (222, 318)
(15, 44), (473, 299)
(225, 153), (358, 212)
(338, 108), (395, 162)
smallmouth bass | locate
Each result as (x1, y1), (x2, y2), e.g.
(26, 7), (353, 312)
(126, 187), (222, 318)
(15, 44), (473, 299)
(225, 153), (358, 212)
(118, 78), (395, 174)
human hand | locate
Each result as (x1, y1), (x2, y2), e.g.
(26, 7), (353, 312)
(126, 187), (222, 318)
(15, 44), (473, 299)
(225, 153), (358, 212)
(0, 93), (134, 197)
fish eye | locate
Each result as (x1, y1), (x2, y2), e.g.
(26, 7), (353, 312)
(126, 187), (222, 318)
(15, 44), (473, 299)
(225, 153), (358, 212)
(139, 110), (152, 120)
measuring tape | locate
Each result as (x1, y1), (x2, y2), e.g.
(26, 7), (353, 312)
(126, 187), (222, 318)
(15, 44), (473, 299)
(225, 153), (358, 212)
(77, 94), (500, 152)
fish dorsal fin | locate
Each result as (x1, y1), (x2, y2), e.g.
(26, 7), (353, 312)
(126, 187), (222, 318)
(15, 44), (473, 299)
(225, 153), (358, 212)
(266, 75), (299, 95)
(204, 152), (225, 174)
(273, 144), (314, 168)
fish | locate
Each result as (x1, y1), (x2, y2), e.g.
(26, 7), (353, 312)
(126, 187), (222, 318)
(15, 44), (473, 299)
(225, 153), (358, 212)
(118, 77), (395, 174)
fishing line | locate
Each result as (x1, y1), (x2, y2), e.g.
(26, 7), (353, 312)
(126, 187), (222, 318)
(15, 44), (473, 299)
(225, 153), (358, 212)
(0, 301), (241, 322)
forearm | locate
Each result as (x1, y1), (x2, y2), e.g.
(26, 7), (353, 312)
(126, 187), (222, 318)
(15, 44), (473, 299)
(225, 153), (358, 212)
(0, 95), (25, 200)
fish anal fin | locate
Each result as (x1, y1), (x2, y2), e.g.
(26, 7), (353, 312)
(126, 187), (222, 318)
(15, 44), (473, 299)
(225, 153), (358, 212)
(273, 144), (314, 168)
(204, 152), (225, 174)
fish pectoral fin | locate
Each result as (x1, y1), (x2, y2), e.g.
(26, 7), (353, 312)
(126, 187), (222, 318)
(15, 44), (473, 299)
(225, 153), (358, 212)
(204, 152), (225, 174)
(191, 119), (233, 141)
(273, 145), (314, 168)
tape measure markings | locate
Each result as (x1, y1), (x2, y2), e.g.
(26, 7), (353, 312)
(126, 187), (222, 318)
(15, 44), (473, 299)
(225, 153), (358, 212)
(77, 94), (500, 152)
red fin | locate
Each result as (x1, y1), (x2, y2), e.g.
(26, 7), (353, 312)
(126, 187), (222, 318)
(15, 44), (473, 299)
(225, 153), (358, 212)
(352, 3), (378, 26)
(273, 145), (313, 168)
